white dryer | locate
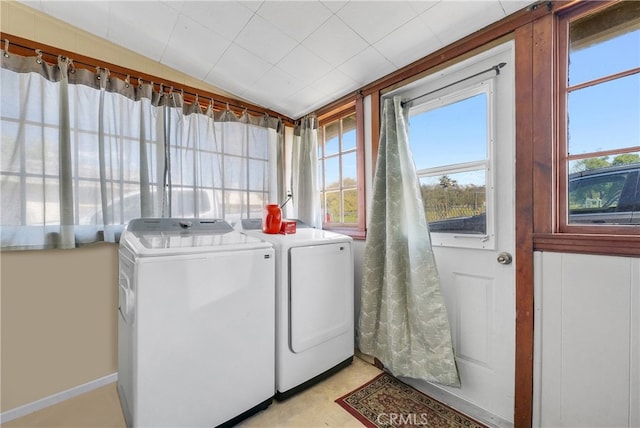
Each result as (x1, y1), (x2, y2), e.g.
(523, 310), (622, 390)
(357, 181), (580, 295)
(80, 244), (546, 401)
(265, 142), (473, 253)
(241, 219), (354, 400)
(118, 218), (275, 427)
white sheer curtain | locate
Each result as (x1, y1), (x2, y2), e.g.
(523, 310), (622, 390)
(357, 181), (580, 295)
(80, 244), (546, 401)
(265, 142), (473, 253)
(291, 113), (321, 228)
(358, 96), (460, 386)
(1, 50), (281, 250)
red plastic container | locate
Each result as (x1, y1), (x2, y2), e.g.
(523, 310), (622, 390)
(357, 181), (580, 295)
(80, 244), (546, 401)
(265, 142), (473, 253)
(262, 204), (282, 234)
(279, 220), (297, 235)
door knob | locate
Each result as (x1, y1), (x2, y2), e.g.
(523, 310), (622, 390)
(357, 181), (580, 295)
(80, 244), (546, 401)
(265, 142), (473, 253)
(497, 252), (513, 265)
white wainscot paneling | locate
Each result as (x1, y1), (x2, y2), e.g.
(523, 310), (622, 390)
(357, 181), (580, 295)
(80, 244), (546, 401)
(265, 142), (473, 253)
(533, 252), (640, 428)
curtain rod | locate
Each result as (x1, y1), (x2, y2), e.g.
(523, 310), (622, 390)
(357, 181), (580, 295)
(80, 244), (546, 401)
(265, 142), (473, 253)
(2, 36), (292, 124)
(401, 62), (506, 108)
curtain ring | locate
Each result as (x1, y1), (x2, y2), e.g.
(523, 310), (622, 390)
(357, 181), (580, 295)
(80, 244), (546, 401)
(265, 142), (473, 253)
(3, 39), (9, 58)
(68, 58), (75, 73)
(125, 75), (130, 88)
(35, 49), (43, 64)
(96, 66), (101, 79)
(138, 77), (143, 87)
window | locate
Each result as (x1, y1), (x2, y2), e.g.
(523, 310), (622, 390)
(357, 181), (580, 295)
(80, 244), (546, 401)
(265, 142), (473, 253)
(559, 1), (640, 232)
(408, 81), (495, 248)
(0, 52), (279, 249)
(318, 107), (364, 236)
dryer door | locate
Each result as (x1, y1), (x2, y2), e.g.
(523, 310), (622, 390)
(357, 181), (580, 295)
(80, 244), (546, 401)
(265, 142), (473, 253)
(289, 242), (353, 353)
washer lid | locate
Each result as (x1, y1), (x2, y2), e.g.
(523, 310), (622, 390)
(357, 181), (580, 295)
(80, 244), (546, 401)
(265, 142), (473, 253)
(242, 226), (352, 249)
(122, 218), (272, 256)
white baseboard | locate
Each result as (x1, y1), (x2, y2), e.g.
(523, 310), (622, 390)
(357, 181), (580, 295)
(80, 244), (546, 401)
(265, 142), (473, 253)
(0, 372), (118, 424)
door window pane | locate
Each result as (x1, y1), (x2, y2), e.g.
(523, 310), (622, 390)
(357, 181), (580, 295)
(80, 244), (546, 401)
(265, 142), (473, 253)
(410, 93), (487, 169)
(419, 170), (486, 234)
(409, 86), (491, 238)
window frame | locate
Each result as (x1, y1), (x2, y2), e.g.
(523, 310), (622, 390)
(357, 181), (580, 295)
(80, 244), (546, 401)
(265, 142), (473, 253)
(317, 100), (366, 239)
(530, 0), (640, 258)
(556, 1), (640, 237)
(408, 80), (497, 249)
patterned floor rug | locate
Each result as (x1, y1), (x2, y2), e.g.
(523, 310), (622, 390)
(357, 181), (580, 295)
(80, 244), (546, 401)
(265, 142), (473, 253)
(335, 372), (488, 428)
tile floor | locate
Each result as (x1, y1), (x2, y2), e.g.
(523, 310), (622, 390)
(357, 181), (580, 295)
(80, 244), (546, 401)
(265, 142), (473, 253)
(4, 356), (383, 428)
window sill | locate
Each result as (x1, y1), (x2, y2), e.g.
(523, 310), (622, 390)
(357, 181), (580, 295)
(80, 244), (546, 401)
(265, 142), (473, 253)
(533, 232), (640, 257)
(322, 225), (366, 241)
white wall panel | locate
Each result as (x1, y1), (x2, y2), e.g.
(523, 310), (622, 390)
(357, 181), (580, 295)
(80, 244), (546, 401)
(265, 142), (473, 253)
(534, 251), (640, 428)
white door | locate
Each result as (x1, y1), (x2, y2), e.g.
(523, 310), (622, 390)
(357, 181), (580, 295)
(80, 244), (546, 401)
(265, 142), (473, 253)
(398, 42), (516, 422)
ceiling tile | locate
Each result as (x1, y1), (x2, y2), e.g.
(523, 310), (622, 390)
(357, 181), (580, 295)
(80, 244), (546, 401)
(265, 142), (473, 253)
(241, 1), (264, 13)
(283, 84), (328, 118)
(161, 15), (230, 80)
(406, 1), (440, 15)
(302, 15), (368, 68)
(320, 1), (347, 13)
(309, 68), (358, 101)
(253, 65), (306, 100)
(336, 1), (418, 44)
(499, 0), (533, 15)
(107, 1), (179, 61)
(277, 44), (333, 87)
(256, 1), (332, 43)
(233, 13), (299, 66)
(161, 1), (183, 13)
(419, 1), (505, 47)
(374, 16), (443, 69)
(40, 1), (110, 39)
(337, 47), (396, 86)
(209, 43), (272, 88)
(179, 1), (254, 41)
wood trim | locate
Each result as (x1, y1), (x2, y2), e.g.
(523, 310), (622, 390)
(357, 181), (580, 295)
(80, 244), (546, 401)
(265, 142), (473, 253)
(370, 91), (381, 178)
(318, 103), (356, 126)
(0, 32), (296, 125)
(556, 7), (570, 236)
(532, 13), (557, 235)
(355, 95), (367, 235)
(322, 226), (366, 241)
(316, 96), (357, 123)
(514, 22), (535, 428)
(534, 233), (640, 257)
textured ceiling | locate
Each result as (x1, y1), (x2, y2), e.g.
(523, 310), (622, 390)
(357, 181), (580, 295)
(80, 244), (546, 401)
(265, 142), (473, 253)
(19, 0), (534, 119)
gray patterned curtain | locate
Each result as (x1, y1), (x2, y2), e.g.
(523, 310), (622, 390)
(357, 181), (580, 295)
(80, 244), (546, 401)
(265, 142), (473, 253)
(358, 96), (460, 387)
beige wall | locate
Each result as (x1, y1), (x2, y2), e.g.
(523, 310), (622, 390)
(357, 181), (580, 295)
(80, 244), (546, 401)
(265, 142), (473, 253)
(1, 244), (118, 411)
(0, 0), (236, 412)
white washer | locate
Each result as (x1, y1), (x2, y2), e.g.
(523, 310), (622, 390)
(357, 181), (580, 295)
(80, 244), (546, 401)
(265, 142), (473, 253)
(118, 218), (275, 428)
(241, 219), (354, 400)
